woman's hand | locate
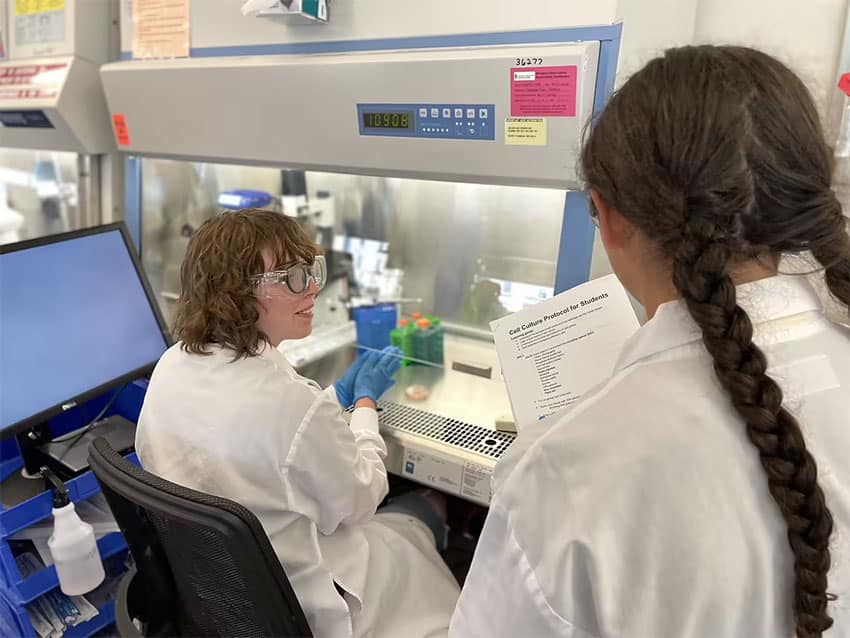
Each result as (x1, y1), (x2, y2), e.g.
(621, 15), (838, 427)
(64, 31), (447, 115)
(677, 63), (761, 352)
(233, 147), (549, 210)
(333, 352), (373, 408)
(353, 346), (403, 403)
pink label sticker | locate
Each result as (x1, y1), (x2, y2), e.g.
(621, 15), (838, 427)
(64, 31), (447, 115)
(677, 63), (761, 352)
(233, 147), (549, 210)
(510, 65), (578, 117)
(0, 63), (67, 101)
(0, 63), (66, 82)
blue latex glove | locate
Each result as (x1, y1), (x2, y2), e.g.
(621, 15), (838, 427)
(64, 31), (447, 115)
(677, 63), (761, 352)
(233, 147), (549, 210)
(334, 352), (374, 407)
(353, 346), (403, 403)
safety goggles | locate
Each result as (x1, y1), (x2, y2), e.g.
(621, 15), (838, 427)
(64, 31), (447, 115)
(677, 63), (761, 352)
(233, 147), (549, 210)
(251, 255), (326, 296)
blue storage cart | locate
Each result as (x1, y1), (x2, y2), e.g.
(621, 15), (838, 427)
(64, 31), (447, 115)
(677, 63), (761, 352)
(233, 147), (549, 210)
(0, 382), (147, 637)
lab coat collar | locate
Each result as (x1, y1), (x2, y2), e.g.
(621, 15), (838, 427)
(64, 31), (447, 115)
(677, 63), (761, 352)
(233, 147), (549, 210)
(615, 275), (824, 372)
(255, 340), (295, 368)
(267, 340), (325, 390)
(202, 340), (301, 376)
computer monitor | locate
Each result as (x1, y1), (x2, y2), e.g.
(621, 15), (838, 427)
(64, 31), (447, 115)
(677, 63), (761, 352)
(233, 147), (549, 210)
(0, 223), (171, 439)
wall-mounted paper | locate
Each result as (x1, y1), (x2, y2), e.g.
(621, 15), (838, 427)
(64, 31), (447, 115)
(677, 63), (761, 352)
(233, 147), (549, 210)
(132, 0), (190, 59)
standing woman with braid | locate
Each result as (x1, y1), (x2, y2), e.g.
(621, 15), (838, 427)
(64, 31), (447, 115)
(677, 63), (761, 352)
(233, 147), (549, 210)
(450, 46), (849, 638)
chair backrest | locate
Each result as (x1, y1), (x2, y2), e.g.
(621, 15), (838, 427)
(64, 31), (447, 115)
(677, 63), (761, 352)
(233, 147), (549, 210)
(88, 438), (313, 638)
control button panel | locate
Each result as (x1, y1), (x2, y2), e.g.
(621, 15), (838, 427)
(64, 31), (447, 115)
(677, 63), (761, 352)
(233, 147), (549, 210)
(358, 103), (496, 140)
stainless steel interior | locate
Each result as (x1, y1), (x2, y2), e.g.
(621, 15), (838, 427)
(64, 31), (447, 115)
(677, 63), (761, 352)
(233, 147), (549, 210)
(138, 159), (566, 331)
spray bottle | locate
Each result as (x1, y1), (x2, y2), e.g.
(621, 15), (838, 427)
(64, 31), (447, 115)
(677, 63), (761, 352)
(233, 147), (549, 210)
(41, 467), (105, 596)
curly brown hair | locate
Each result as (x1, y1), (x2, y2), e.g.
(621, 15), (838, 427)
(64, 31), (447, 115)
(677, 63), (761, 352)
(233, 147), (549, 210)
(174, 209), (320, 358)
(583, 46), (848, 637)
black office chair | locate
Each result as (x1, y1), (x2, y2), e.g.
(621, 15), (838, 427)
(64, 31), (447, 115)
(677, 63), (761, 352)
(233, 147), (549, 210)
(88, 438), (313, 638)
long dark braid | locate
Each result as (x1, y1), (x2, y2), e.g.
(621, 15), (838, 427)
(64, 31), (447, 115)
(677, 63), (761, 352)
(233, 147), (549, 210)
(811, 198), (850, 311)
(673, 217), (835, 636)
(582, 45), (849, 637)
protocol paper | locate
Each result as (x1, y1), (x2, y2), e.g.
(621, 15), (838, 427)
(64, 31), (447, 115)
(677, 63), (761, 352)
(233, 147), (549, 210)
(491, 274), (639, 431)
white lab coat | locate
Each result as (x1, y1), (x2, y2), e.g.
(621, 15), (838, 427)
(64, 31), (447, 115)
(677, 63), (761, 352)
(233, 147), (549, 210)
(136, 343), (459, 638)
(450, 275), (850, 637)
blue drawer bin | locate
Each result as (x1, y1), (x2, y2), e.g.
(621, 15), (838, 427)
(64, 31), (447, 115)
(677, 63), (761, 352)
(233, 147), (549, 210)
(0, 588), (28, 637)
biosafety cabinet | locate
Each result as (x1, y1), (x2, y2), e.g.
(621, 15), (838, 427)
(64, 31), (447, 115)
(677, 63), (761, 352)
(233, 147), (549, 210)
(0, 0), (120, 244)
(97, 13), (625, 507)
(1, 0), (633, 521)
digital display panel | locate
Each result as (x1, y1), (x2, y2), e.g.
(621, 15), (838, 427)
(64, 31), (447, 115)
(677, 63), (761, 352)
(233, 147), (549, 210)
(362, 111), (414, 130)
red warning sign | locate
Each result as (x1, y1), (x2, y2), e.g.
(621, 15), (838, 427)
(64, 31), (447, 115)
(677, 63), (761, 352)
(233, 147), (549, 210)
(112, 114), (131, 146)
(510, 65), (578, 118)
(839, 73), (850, 97)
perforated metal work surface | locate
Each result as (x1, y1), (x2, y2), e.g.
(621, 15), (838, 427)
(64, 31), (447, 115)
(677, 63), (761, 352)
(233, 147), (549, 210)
(377, 401), (516, 461)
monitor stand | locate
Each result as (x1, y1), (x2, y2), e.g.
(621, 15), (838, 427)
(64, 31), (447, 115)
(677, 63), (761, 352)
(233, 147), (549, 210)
(39, 414), (137, 476)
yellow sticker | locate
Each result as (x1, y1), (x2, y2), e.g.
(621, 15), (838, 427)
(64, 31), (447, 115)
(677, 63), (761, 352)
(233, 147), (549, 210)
(505, 117), (547, 146)
(15, 0), (65, 16)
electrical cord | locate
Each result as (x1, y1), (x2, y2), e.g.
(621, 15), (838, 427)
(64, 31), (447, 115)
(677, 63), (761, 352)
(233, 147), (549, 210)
(53, 385), (129, 460)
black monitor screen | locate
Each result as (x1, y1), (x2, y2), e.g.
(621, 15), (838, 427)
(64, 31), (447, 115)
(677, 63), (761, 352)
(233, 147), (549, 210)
(0, 224), (170, 437)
